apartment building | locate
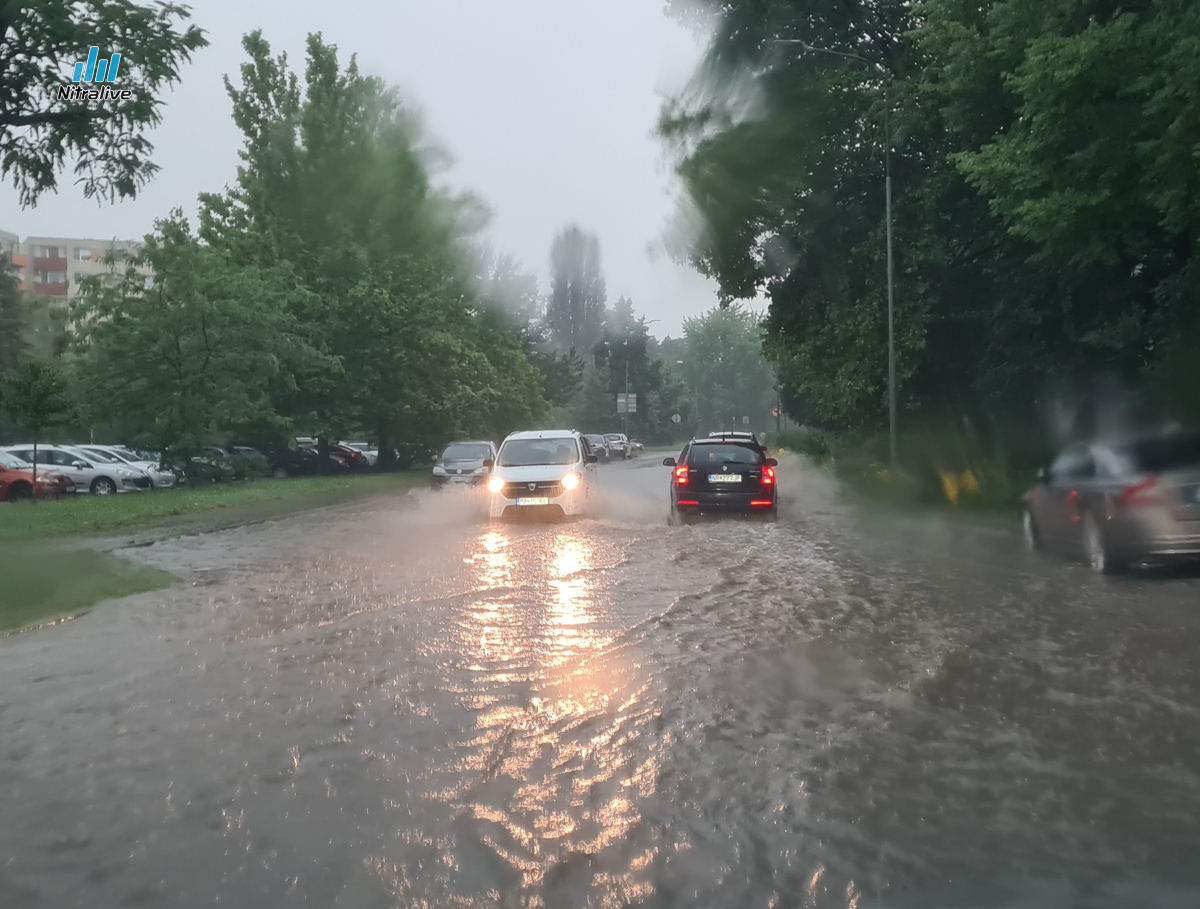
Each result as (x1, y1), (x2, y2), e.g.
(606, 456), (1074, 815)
(2, 230), (149, 301)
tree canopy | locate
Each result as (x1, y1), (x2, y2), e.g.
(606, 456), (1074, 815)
(661, 0), (1200, 433)
(0, 0), (207, 205)
(73, 31), (549, 459)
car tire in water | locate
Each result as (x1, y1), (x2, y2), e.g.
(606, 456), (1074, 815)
(669, 507), (693, 527)
(1021, 508), (1041, 553)
(1082, 511), (1124, 574)
(6, 482), (33, 503)
(91, 477), (117, 495)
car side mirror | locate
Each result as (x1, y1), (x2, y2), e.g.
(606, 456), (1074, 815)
(765, 457), (779, 467)
(483, 458), (494, 469)
(74, 461), (89, 469)
(663, 457), (676, 467)
(1036, 467), (1048, 484)
(587, 454), (598, 464)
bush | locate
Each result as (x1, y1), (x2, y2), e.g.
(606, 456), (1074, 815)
(764, 429), (832, 463)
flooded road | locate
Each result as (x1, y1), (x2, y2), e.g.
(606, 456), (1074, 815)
(4, 457), (1200, 908)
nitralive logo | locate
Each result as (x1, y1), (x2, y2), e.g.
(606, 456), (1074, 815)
(56, 47), (133, 101)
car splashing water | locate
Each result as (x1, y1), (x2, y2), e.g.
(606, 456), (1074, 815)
(3, 458), (1200, 908)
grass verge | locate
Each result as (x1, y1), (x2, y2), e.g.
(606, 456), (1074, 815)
(1, 472), (425, 631)
(1, 546), (175, 632)
(0, 472), (425, 545)
(765, 428), (1039, 514)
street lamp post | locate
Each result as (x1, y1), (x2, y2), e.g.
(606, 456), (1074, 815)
(775, 39), (897, 466)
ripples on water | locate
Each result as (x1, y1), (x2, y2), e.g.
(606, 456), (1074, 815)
(3, 464), (1200, 907)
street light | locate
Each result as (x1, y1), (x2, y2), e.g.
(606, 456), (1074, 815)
(774, 39), (897, 466)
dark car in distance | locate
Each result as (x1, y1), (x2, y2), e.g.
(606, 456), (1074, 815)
(664, 437), (778, 523)
(431, 440), (497, 489)
(583, 434), (611, 463)
(1023, 430), (1200, 572)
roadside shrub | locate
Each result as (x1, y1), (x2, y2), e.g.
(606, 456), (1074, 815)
(764, 429), (832, 464)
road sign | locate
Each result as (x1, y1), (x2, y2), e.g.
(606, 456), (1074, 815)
(628, 394), (637, 414)
(616, 394), (628, 414)
(671, 413), (682, 424)
(771, 406), (782, 418)
(742, 416), (750, 425)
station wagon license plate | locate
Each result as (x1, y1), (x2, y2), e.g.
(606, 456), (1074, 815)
(516, 497), (549, 506)
(708, 474), (742, 483)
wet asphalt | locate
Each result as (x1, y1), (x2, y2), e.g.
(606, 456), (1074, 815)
(2, 456), (1200, 909)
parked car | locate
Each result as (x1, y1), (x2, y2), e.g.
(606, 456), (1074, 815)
(199, 445), (268, 480)
(1, 444), (146, 494)
(1023, 430), (1200, 572)
(629, 439), (644, 454)
(339, 441), (379, 467)
(583, 434), (611, 463)
(80, 445), (178, 488)
(63, 445), (155, 490)
(264, 445), (350, 478)
(432, 440), (497, 489)
(0, 451), (73, 501)
(71, 445), (161, 490)
(330, 442), (373, 471)
(605, 433), (632, 459)
(486, 430), (599, 521)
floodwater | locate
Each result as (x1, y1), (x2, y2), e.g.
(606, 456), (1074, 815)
(3, 458), (1200, 908)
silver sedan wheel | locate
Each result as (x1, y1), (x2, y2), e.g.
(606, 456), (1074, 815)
(91, 477), (117, 495)
(1021, 509), (1040, 552)
(1083, 514), (1107, 573)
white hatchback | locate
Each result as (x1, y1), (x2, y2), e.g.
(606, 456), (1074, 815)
(486, 431), (599, 521)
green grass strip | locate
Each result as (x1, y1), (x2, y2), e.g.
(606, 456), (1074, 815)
(0, 547), (175, 632)
(0, 472), (424, 544)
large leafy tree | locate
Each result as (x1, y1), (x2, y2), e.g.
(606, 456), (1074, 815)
(660, 0), (1200, 436)
(200, 32), (547, 454)
(0, 0), (207, 205)
(73, 211), (328, 456)
(680, 304), (776, 435)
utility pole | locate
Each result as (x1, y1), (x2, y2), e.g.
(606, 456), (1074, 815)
(624, 356), (629, 438)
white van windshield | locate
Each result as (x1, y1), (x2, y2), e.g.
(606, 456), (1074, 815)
(498, 439), (579, 467)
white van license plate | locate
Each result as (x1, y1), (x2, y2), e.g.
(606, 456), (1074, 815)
(516, 497), (549, 506)
(708, 474), (741, 483)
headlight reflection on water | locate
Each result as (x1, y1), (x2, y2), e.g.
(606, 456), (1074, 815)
(431, 526), (661, 903)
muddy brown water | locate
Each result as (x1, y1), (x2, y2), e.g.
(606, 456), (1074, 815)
(3, 458), (1200, 908)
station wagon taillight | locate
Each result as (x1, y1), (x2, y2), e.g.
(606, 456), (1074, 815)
(761, 466), (775, 486)
(1116, 476), (1163, 509)
(674, 465), (689, 485)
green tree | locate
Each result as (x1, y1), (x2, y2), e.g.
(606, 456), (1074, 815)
(680, 305), (776, 435)
(0, 0), (207, 205)
(0, 259), (24, 373)
(660, 0), (1200, 436)
(74, 211), (328, 458)
(201, 32), (548, 459)
(547, 226), (607, 354)
(0, 357), (72, 490)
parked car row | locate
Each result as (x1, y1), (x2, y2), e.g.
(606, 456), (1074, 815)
(0, 444), (165, 496)
(579, 433), (636, 463)
(0, 436), (392, 500)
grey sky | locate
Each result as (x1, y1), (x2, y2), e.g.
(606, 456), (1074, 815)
(2, 0), (717, 336)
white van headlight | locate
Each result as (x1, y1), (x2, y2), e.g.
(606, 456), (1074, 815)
(487, 475), (505, 493)
(561, 473), (581, 491)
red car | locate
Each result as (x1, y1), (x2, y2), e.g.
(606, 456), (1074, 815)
(0, 451), (74, 501)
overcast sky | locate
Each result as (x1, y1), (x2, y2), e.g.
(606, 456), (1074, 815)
(1, 0), (718, 336)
